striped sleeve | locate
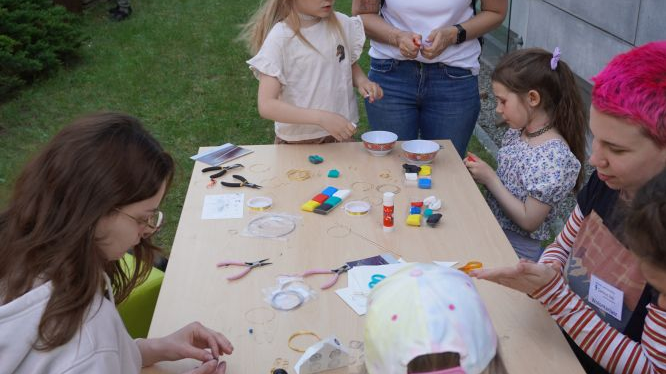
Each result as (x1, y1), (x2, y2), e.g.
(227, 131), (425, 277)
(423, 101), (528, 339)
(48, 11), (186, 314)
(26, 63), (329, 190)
(532, 274), (666, 374)
(538, 204), (584, 268)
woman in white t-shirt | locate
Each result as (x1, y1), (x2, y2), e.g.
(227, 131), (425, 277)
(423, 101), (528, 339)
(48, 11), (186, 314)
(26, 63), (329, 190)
(242, 0), (383, 144)
(0, 113), (232, 374)
(352, 0), (507, 157)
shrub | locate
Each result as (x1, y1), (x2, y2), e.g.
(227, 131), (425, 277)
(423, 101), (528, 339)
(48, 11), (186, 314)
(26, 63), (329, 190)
(0, 0), (83, 96)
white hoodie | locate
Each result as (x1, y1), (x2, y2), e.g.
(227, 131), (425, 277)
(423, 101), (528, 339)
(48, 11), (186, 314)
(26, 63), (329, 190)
(0, 275), (141, 374)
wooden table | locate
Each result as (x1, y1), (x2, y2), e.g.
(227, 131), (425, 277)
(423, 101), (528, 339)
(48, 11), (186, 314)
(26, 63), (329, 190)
(143, 140), (583, 374)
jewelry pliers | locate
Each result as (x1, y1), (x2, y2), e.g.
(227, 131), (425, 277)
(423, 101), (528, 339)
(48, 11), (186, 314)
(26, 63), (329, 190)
(202, 163), (244, 180)
(302, 264), (351, 290)
(216, 258), (272, 280)
(221, 175), (262, 189)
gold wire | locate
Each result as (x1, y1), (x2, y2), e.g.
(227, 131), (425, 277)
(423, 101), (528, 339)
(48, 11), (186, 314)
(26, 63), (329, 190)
(287, 169), (311, 181)
(288, 331), (321, 352)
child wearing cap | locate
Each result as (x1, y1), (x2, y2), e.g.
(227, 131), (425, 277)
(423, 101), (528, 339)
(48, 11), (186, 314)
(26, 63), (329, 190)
(364, 263), (501, 374)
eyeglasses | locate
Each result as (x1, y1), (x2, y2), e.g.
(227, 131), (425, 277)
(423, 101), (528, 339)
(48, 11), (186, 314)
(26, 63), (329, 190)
(115, 208), (164, 231)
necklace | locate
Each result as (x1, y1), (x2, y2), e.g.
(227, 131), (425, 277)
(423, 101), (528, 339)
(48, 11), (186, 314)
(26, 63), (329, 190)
(523, 122), (554, 138)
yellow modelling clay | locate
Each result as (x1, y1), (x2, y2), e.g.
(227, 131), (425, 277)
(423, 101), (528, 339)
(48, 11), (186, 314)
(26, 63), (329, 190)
(418, 165), (431, 176)
(301, 200), (320, 212)
(406, 214), (421, 226)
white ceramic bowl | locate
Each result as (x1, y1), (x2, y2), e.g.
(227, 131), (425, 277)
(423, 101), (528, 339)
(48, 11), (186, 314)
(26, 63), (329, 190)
(401, 140), (440, 164)
(361, 131), (398, 156)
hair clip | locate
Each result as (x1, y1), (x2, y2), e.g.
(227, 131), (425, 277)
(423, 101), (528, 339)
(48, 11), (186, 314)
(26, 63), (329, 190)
(550, 47), (561, 70)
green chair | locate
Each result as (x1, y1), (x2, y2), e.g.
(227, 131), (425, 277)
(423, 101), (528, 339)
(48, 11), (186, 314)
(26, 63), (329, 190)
(117, 253), (164, 339)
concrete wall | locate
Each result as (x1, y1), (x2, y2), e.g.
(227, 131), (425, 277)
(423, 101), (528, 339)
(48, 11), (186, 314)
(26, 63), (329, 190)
(511, 0), (666, 83)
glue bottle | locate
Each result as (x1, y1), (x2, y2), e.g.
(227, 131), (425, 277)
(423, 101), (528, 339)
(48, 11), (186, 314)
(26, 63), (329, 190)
(383, 192), (395, 232)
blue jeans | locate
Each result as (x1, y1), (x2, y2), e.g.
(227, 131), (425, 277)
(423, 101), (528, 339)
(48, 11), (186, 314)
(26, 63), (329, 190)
(365, 58), (480, 158)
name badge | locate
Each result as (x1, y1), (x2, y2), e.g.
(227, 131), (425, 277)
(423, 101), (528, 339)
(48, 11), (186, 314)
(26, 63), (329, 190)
(588, 275), (623, 321)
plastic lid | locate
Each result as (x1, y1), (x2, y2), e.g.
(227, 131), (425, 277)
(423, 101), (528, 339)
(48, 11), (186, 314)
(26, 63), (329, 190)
(344, 201), (371, 216)
(383, 192), (395, 206)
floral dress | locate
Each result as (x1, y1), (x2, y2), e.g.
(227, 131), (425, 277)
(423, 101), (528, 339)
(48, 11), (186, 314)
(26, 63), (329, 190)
(487, 128), (581, 241)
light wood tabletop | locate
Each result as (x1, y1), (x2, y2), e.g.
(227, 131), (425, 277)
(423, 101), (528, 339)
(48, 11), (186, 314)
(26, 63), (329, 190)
(142, 140), (583, 374)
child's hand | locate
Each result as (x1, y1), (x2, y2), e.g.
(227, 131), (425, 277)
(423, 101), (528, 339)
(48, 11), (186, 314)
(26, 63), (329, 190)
(317, 111), (357, 141)
(421, 26), (456, 60)
(464, 152), (496, 186)
(358, 80), (383, 103)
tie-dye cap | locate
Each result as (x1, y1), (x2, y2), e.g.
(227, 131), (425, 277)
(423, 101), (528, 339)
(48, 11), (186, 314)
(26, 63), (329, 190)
(364, 263), (497, 374)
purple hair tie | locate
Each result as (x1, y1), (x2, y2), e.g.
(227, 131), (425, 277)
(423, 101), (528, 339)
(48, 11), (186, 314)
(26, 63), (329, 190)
(550, 47), (561, 70)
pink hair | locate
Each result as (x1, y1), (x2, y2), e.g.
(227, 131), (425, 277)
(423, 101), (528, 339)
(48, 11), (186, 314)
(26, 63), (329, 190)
(591, 41), (666, 146)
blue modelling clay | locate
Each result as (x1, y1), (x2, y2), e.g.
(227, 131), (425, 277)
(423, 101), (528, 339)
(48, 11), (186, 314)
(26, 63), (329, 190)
(409, 206), (421, 214)
(321, 186), (338, 196)
(308, 155), (324, 164)
(328, 169), (340, 178)
(418, 178), (432, 189)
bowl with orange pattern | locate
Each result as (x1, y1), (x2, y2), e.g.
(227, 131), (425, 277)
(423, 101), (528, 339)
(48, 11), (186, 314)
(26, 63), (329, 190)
(401, 139), (440, 164)
(361, 131), (398, 156)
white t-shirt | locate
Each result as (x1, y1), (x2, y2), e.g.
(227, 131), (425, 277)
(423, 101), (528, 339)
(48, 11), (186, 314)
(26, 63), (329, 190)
(248, 12), (365, 142)
(369, 0), (481, 75)
(0, 275), (142, 374)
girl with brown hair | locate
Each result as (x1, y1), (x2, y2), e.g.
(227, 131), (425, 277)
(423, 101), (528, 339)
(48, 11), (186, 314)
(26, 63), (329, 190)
(0, 113), (232, 374)
(465, 47), (586, 262)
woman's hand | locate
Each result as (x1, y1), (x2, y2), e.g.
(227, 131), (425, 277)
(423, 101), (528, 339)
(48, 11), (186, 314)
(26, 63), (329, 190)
(139, 322), (233, 368)
(470, 260), (558, 295)
(317, 111), (357, 141)
(464, 152), (497, 186)
(421, 26), (457, 60)
(357, 79), (384, 103)
(394, 30), (421, 59)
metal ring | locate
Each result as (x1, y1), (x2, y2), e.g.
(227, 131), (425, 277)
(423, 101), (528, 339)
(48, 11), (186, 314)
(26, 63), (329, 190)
(271, 290), (305, 311)
(376, 184), (401, 194)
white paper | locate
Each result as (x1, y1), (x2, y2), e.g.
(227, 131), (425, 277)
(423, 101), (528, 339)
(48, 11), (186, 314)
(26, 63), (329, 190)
(348, 263), (410, 293)
(201, 194), (244, 220)
(589, 274), (624, 321)
(335, 287), (368, 315)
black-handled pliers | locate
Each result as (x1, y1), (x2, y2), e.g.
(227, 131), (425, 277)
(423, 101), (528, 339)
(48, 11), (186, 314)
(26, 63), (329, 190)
(202, 164), (244, 188)
(202, 163), (244, 179)
(220, 175), (262, 189)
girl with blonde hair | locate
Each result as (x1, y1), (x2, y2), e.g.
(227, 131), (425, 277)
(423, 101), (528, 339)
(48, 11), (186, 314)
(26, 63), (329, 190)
(242, 0), (383, 144)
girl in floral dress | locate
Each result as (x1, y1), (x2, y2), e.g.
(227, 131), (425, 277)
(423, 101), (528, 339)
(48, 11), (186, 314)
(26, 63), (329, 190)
(465, 48), (586, 261)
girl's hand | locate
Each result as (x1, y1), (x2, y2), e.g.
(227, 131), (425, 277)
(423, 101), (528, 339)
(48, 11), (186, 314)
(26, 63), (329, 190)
(394, 30), (421, 59)
(357, 80), (383, 103)
(463, 152), (496, 186)
(149, 322), (233, 365)
(421, 26), (457, 60)
(317, 111), (357, 141)
(185, 360), (227, 374)
(470, 260), (558, 295)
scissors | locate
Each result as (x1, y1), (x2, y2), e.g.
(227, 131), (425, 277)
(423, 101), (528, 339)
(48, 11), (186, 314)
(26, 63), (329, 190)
(302, 264), (351, 290)
(202, 164), (243, 187)
(458, 261), (483, 274)
(216, 258), (272, 280)
(220, 175), (262, 189)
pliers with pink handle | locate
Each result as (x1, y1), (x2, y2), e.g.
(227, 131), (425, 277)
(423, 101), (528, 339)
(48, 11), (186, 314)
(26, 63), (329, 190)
(302, 264), (351, 290)
(216, 258), (272, 280)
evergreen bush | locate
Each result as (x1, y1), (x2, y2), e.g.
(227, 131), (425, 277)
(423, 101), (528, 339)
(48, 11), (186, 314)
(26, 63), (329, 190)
(0, 0), (83, 96)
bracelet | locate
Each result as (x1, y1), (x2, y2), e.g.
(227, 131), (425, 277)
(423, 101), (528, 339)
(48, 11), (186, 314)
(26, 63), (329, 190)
(288, 330), (321, 352)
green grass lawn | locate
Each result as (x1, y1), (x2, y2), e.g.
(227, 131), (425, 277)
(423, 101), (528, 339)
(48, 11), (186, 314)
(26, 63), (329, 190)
(0, 0), (495, 254)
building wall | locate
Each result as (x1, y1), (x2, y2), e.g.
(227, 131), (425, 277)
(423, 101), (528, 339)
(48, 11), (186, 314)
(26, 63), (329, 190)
(511, 0), (665, 83)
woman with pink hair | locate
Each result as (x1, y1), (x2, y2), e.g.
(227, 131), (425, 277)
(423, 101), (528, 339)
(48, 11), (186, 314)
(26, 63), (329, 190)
(473, 41), (666, 373)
